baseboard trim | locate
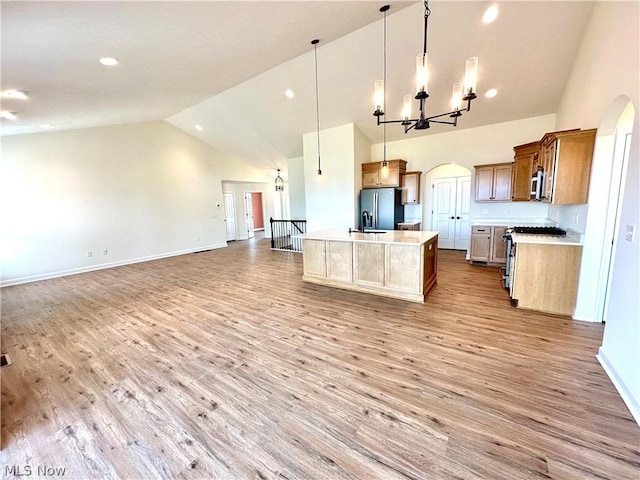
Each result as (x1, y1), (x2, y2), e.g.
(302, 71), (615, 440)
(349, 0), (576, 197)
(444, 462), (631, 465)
(596, 346), (640, 427)
(573, 307), (601, 322)
(1, 243), (227, 287)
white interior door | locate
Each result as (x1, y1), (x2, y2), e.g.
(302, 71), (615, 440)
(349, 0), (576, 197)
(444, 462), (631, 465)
(223, 192), (236, 241)
(454, 176), (471, 250)
(432, 177), (457, 249)
(244, 192), (255, 239)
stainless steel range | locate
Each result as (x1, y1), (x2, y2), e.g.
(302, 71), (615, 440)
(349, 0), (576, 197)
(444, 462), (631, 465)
(502, 226), (567, 291)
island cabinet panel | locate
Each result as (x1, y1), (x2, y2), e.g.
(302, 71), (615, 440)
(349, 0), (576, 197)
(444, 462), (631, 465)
(385, 245), (421, 293)
(302, 239), (326, 278)
(354, 243), (385, 287)
(300, 230), (438, 303)
(423, 236), (438, 295)
(326, 241), (353, 282)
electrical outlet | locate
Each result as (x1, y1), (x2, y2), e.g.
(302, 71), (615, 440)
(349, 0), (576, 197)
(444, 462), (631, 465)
(481, 209), (489, 215)
(196, 236), (201, 241)
(504, 207), (510, 214)
(102, 249), (108, 255)
(86, 251), (92, 257)
(575, 213), (580, 225)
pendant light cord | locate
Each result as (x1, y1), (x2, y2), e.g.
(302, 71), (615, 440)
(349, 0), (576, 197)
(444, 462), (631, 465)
(313, 40), (322, 175)
(383, 7), (387, 165)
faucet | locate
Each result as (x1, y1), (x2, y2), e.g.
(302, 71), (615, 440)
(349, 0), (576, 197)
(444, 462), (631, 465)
(362, 211), (371, 231)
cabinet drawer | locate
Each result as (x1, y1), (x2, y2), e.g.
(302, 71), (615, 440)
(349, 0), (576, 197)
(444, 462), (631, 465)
(472, 226), (490, 234)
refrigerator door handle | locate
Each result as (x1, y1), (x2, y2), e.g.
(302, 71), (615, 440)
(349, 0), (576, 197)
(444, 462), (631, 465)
(373, 192), (378, 229)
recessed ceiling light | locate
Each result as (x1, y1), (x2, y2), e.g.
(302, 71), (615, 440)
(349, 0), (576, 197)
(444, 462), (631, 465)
(285, 89), (294, 99)
(482, 4), (499, 24)
(485, 88), (498, 98)
(194, 124), (203, 131)
(99, 57), (119, 66)
(1, 90), (28, 100)
(0, 111), (17, 120)
(40, 123), (54, 129)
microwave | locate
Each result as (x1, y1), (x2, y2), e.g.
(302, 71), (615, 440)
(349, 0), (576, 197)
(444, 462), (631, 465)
(531, 168), (544, 200)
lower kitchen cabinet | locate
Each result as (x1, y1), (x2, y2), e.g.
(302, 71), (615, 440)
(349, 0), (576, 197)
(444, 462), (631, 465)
(470, 225), (507, 264)
(511, 243), (582, 316)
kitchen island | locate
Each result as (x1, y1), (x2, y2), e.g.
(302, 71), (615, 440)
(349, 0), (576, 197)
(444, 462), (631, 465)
(298, 229), (438, 303)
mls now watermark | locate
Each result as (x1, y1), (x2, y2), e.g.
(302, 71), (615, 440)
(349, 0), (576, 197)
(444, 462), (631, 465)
(4, 465), (67, 477)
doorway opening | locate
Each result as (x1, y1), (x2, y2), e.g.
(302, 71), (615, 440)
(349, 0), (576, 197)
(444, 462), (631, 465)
(424, 164), (472, 250)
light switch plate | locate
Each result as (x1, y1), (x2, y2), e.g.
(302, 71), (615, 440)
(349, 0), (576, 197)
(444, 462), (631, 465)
(625, 224), (635, 242)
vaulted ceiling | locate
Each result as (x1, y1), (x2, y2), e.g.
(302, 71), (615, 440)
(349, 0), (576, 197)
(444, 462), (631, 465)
(1, 1), (595, 170)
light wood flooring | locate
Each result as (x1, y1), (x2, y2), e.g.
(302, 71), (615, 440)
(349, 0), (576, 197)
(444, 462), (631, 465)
(1, 239), (638, 479)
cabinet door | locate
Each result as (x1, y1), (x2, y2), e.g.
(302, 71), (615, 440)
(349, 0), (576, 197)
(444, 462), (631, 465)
(362, 170), (379, 188)
(379, 166), (400, 187)
(401, 172), (420, 204)
(490, 227), (507, 264)
(475, 167), (494, 201)
(493, 164), (513, 201)
(512, 154), (533, 201)
(541, 142), (556, 202)
(470, 227), (491, 262)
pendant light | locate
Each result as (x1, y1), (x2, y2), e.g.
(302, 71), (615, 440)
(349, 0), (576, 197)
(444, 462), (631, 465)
(373, 2), (479, 133)
(312, 39), (322, 175)
(275, 169), (284, 192)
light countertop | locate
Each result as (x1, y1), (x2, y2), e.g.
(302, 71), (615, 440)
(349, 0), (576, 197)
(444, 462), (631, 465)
(511, 232), (582, 246)
(471, 219), (556, 227)
(298, 229), (438, 245)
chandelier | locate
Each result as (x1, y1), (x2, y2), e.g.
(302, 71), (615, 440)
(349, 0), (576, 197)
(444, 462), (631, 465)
(373, 1), (479, 133)
(275, 169), (284, 192)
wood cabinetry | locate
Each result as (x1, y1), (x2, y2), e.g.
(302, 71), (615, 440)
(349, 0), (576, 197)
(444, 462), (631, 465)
(362, 160), (407, 188)
(474, 163), (513, 202)
(511, 243), (582, 316)
(301, 231), (438, 303)
(470, 225), (507, 264)
(401, 171), (421, 204)
(539, 129), (596, 204)
(512, 141), (540, 201)
(398, 222), (421, 231)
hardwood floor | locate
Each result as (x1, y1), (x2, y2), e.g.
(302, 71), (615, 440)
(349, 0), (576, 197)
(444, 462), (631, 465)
(1, 239), (638, 479)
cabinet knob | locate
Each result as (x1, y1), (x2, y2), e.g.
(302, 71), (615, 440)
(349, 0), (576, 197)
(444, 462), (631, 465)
(449, 216), (455, 219)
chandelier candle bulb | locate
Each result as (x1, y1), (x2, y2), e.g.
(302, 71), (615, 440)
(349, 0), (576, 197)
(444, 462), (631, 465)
(374, 80), (385, 114)
(402, 94), (412, 122)
(416, 53), (429, 97)
(464, 57), (479, 96)
(451, 82), (463, 111)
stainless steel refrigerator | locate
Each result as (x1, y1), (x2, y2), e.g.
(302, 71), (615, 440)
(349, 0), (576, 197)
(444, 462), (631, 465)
(359, 188), (404, 230)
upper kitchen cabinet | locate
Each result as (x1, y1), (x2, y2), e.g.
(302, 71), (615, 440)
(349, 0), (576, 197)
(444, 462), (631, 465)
(401, 171), (421, 205)
(512, 141), (540, 201)
(474, 163), (513, 202)
(362, 160), (407, 188)
(540, 129), (596, 204)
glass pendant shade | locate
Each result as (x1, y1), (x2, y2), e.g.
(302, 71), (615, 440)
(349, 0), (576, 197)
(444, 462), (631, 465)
(402, 94), (412, 121)
(374, 80), (385, 112)
(380, 161), (390, 179)
(416, 53), (428, 95)
(451, 82), (463, 111)
(464, 57), (479, 95)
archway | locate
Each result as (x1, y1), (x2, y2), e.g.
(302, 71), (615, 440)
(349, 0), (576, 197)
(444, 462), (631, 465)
(422, 164), (472, 250)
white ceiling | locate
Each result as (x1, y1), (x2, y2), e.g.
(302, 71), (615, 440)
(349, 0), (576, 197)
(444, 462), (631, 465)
(2, 1), (595, 171)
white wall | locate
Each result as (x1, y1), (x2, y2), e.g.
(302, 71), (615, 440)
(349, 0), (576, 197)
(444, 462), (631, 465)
(371, 115), (556, 226)
(0, 120), (268, 286)
(287, 156), (306, 220)
(303, 123), (360, 232)
(553, 2), (640, 424)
